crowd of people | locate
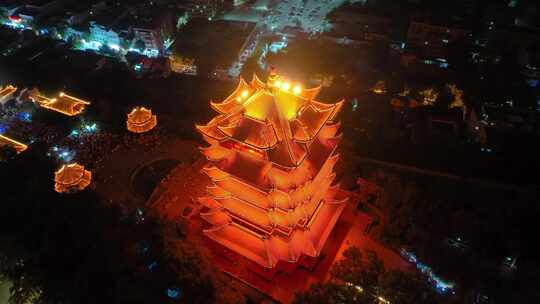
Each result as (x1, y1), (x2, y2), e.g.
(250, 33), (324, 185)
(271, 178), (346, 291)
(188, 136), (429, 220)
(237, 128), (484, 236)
(1, 104), (60, 145)
(1, 99), (171, 172)
(60, 130), (118, 170)
(121, 127), (166, 152)
(59, 126), (170, 171)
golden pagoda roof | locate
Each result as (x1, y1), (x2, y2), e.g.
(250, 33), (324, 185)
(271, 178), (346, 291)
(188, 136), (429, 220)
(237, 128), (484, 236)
(33, 92), (90, 116)
(127, 106), (157, 133)
(0, 134), (28, 154)
(54, 163), (92, 193)
(197, 74), (344, 168)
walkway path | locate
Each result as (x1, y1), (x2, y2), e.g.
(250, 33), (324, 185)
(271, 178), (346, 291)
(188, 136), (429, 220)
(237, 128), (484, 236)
(94, 138), (199, 209)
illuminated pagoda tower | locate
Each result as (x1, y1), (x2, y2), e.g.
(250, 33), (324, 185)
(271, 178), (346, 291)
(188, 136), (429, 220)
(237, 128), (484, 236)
(196, 72), (347, 276)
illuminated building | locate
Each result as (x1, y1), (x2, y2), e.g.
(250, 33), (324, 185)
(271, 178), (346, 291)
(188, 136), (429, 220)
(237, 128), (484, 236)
(31, 91), (90, 116)
(123, 9), (174, 57)
(196, 72), (347, 275)
(0, 85), (17, 105)
(0, 134), (28, 154)
(85, 6), (127, 49)
(126, 107), (157, 133)
(1, 0), (63, 30)
(54, 163), (92, 193)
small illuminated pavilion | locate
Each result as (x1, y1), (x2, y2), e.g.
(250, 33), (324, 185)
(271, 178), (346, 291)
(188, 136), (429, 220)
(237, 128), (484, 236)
(0, 134), (28, 153)
(196, 72), (347, 275)
(126, 107), (157, 133)
(54, 163), (92, 193)
(0, 85), (17, 105)
(32, 92), (90, 116)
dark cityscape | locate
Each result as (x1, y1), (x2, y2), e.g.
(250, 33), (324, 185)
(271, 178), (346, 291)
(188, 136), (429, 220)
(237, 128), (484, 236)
(1, 0), (539, 303)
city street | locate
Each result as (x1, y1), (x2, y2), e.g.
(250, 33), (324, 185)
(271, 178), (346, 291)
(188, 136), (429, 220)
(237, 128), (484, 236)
(223, 0), (346, 77)
(224, 0), (345, 32)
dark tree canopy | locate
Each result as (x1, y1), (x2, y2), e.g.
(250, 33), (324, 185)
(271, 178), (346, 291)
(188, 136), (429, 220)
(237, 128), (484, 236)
(0, 145), (18, 161)
(0, 142), (235, 304)
(298, 247), (451, 304)
(293, 282), (371, 304)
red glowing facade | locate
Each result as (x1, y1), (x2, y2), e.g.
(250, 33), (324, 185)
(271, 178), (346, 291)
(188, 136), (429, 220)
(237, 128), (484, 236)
(196, 73), (347, 274)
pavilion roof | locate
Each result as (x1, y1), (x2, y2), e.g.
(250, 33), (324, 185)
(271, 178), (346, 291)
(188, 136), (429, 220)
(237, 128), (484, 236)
(0, 134), (28, 154)
(33, 92), (90, 116)
(54, 163), (92, 193)
(197, 74), (344, 168)
(0, 85), (17, 103)
(127, 106), (157, 133)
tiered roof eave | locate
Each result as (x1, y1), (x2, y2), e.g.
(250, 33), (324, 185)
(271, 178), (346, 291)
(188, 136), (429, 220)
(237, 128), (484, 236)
(196, 75), (344, 168)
